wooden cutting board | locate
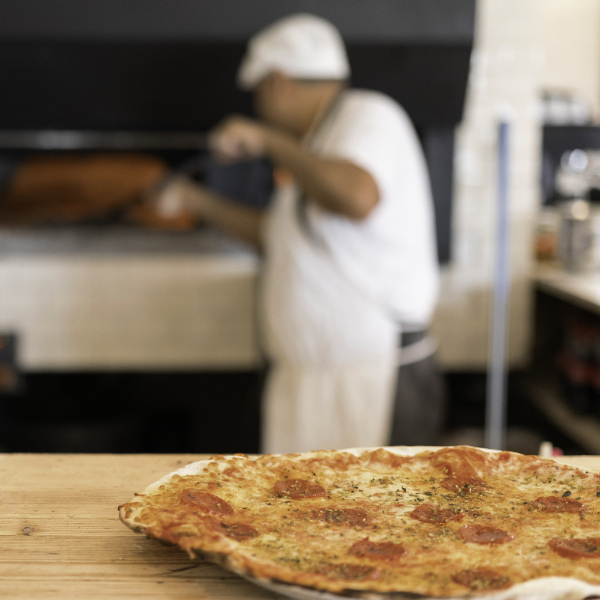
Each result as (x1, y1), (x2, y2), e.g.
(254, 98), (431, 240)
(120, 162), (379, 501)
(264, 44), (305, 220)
(1, 453), (598, 599)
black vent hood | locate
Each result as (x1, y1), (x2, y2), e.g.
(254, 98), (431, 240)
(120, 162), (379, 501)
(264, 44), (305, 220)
(0, 0), (474, 132)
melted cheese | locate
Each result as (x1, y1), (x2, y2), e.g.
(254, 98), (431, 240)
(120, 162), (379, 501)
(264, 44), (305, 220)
(119, 446), (600, 597)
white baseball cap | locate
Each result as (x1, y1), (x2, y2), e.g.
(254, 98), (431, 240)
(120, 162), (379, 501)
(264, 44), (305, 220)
(237, 13), (350, 90)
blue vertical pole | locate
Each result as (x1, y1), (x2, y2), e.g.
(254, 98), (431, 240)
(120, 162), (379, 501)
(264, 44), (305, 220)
(485, 121), (510, 450)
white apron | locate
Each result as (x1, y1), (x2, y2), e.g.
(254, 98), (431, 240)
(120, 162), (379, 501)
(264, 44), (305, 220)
(259, 183), (399, 454)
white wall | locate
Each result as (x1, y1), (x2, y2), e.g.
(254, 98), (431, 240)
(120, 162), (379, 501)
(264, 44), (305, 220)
(542, 0), (600, 120)
(432, 0), (600, 370)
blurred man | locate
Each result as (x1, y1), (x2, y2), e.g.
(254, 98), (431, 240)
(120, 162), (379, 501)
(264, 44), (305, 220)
(153, 14), (443, 453)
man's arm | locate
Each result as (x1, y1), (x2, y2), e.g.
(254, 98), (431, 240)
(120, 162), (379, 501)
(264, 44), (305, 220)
(266, 129), (379, 220)
(156, 177), (265, 249)
(211, 116), (380, 220)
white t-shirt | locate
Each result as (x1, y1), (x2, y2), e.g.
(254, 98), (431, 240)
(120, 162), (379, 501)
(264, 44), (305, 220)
(260, 89), (439, 366)
(305, 89), (439, 325)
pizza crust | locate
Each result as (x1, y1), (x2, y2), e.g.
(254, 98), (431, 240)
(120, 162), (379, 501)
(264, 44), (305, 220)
(245, 575), (600, 600)
(119, 446), (600, 600)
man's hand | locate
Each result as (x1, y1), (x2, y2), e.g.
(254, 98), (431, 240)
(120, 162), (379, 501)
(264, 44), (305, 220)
(149, 175), (200, 218)
(209, 116), (269, 163)
(143, 174), (265, 249)
(210, 114), (378, 220)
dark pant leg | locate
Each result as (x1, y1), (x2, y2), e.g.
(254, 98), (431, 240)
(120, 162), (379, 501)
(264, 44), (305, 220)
(389, 354), (447, 446)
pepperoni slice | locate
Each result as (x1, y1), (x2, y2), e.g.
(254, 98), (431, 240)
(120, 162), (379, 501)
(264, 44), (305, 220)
(314, 563), (381, 581)
(217, 522), (259, 541)
(310, 508), (370, 526)
(410, 503), (463, 524)
(459, 524), (514, 544)
(531, 496), (583, 513)
(549, 537), (600, 559)
(441, 476), (486, 494)
(452, 568), (512, 591)
(179, 489), (234, 515)
(349, 537), (407, 561)
(274, 479), (326, 499)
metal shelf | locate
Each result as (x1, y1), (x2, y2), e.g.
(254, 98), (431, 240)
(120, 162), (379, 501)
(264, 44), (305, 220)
(0, 130), (208, 151)
(526, 376), (600, 455)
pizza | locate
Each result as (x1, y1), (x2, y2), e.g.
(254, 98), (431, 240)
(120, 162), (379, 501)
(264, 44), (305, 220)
(119, 446), (600, 598)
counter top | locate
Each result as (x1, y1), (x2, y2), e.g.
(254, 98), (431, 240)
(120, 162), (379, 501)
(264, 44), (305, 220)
(1, 452), (599, 599)
(534, 262), (600, 315)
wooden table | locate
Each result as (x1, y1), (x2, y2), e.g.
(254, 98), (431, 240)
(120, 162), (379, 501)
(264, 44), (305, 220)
(0, 454), (282, 599)
(2, 454), (600, 600)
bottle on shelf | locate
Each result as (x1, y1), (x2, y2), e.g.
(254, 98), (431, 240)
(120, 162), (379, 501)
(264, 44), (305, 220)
(558, 317), (593, 414)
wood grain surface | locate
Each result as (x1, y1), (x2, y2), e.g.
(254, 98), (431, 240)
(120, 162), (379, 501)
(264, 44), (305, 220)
(0, 453), (283, 599)
(1, 453), (598, 599)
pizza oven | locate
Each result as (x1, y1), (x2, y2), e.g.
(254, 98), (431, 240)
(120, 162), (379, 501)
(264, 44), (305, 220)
(0, 131), (273, 230)
(0, 0), (474, 261)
